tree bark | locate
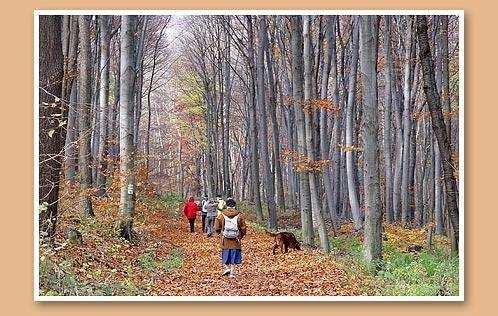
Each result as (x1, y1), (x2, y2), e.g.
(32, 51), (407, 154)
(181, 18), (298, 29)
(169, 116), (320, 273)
(39, 15), (65, 237)
(401, 16), (414, 226)
(263, 17), (286, 216)
(416, 15), (459, 251)
(245, 16), (263, 221)
(118, 15), (137, 241)
(77, 15), (94, 216)
(96, 16), (111, 196)
(345, 18), (363, 231)
(257, 16), (278, 229)
(303, 16), (330, 252)
(382, 16), (394, 223)
(360, 15), (382, 263)
(62, 16), (79, 184)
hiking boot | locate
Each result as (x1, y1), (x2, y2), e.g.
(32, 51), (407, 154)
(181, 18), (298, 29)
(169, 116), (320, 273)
(229, 272), (236, 278)
(222, 269), (230, 276)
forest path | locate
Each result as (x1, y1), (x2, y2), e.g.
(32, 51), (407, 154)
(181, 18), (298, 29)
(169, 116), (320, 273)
(149, 205), (360, 296)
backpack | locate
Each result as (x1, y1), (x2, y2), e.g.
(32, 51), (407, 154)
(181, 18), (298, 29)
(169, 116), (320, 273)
(217, 199), (226, 211)
(222, 214), (239, 239)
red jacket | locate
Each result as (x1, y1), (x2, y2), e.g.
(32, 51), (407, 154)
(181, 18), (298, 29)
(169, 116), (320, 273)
(183, 197), (199, 220)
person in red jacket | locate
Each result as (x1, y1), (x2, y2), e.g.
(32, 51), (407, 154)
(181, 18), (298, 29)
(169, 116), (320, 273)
(183, 196), (200, 233)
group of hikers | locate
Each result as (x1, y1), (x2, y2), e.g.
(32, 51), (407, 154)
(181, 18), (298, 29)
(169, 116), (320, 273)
(182, 195), (247, 278)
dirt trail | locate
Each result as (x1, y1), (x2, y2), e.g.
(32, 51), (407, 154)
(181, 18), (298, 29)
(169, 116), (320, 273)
(150, 207), (360, 296)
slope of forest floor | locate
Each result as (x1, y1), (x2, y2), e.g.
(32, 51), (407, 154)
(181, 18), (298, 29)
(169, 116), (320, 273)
(39, 190), (459, 297)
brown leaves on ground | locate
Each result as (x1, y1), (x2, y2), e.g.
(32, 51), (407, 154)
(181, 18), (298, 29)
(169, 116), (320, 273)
(153, 210), (359, 296)
(42, 195), (360, 296)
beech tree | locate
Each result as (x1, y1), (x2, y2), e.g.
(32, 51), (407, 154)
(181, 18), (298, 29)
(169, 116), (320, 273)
(360, 15), (382, 263)
(118, 15), (137, 241)
(416, 15), (459, 251)
(77, 15), (94, 216)
(38, 14), (461, 261)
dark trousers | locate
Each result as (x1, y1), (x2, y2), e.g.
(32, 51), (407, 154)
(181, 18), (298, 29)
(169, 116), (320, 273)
(188, 219), (195, 233)
(201, 213), (207, 233)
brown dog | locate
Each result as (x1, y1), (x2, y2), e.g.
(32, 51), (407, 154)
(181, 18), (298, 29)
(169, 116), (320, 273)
(266, 231), (301, 254)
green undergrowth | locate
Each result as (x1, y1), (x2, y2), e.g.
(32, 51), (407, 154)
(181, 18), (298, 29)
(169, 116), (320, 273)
(329, 233), (459, 296)
(39, 256), (144, 296)
(137, 247), (184, 272)
(240, 200), (459, 296)
(40, 245), (184, 296)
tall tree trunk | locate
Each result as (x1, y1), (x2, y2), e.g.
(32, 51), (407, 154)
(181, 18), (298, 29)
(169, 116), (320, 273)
(263, 17), (286, 215)
(96, 16), (110, 196)
(440, 16), (451, 141)
(319, 16), (339, 231)
(345, 18), (363, 231)
(145, 23), (166, 172)
(118, 15), (137, 241)
(222, 17), (232, 197)
(245, 16), (263, 221)
(401, 16), (414, 226)
(39, 15), (65, 237)
(62, 16), (79, 184)
(416, 15), (459, 252)
(291, 16), (314, 247)
(303, 16), (329, 252)
(257, 16), (278, 229)
(382, 16), (394, 223)
(360, 15), (382, 263)
(77, 15), (94, 216)
(133, 17), (148, 147)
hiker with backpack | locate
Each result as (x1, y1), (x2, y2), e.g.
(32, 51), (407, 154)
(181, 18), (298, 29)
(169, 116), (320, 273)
(204, 198), (218, 237)
(183, 196), (200, 233)
(214, 198), (247, 278)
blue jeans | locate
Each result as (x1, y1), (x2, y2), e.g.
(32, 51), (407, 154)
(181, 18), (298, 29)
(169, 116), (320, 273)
(221, 249), (242, 265)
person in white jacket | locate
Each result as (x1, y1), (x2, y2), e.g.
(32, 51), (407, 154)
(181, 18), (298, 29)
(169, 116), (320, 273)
(204, 199), (217, 237)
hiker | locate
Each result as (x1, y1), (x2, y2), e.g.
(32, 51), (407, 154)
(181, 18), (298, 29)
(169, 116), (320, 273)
(216, 195), (226, 216)
(200, 195), (209, 233)
(183, 196), (200, 233)
(205, 198), (217, 237)
(214, 198), (247, 278)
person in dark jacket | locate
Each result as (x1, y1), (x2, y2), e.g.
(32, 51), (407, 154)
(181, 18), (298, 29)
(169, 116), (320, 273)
(183, 196), (199, 233)
(214, 198), (247, 278)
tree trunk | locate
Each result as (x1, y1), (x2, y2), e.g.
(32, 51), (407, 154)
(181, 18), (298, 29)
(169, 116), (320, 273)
(118, 15), (137, 241)
(132, 17), (148, 147)
(96, 16), (110, 196)
(291, 16), (314, 247)
(263, 17), (286, 215)
(77, 15), (94, 216)
(360, 15), (382, 263)
(62, 16), (79, 184)
(146, 23), (166, 172)
(416, 15), (459, 252)
(303, 16), (330, 252)
(319, 16), (340, 231)
(245, 16), (263, 221)
(39, 15), (65, 237)
(64, 81), (78, 183)
(257, 16), (278, 229)
(401, 16), (414, 226)
(222, 17), (232, 197)
(345, 18), (363, 231)
(382, 16), (394, 223)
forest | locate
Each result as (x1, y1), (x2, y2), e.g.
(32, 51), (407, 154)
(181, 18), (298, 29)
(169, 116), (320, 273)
(37, 13), (461, 297)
